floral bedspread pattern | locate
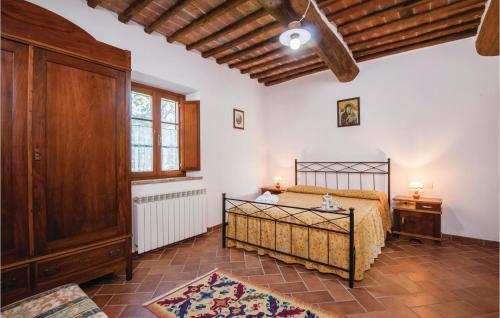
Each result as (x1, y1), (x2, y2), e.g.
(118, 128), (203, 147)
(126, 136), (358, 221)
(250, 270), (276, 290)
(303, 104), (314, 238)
(226, 186), (391, 280)
(1, 283), (107, 318)
(146, 271), (333, 318)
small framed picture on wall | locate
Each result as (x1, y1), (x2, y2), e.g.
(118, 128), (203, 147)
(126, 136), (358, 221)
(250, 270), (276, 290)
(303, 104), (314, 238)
(233, 109), (244, 130)
(337, 97), (360, 127)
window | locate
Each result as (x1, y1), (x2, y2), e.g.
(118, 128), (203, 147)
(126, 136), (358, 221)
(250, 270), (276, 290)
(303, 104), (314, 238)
(131, 83), (185, 179)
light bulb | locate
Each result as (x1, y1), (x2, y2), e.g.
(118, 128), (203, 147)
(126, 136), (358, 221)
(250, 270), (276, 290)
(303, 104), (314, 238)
(290, 38), (301, 50)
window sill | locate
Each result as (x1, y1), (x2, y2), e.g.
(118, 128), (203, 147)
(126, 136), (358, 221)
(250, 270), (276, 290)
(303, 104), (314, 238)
(131, 176), (203, 186)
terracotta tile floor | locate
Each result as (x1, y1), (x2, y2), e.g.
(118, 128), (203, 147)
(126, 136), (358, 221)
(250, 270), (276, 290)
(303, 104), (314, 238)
(81, 230), (499, 318)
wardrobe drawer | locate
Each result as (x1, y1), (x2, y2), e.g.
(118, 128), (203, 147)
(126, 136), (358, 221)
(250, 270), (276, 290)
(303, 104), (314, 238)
(1, 265), (30, 302)
(36, 242), (125, 282)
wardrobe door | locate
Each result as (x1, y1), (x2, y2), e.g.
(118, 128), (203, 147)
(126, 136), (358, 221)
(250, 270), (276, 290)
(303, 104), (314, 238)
(1, 39), (30, 264)
(32, 48), (128, 255)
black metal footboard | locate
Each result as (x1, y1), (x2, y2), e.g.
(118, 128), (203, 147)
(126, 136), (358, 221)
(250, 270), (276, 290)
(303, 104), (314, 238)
(221, 193), (356, 288)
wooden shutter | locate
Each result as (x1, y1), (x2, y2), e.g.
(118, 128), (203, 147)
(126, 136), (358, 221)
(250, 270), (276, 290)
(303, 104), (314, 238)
(180, 100), (200, 171)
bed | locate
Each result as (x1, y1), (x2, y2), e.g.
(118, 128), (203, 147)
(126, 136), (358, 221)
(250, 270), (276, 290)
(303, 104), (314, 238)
(222, 159), (391, 288)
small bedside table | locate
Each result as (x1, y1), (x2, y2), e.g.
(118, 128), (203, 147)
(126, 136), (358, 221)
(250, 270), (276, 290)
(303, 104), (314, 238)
(392, 195), (443, 242)
(261, 186), (286, 195)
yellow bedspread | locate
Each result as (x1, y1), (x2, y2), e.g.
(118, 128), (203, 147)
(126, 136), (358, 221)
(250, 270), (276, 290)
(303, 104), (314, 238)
(226, 186), (391, 280)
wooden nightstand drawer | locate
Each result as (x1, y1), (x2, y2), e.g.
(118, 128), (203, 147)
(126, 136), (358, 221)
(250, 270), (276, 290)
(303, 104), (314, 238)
(396, 211), (438, 238)
(416, 202), (441, 212)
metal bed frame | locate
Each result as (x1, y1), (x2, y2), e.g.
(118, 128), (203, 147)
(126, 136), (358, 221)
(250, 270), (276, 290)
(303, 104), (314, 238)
(222, 159), (391, 288)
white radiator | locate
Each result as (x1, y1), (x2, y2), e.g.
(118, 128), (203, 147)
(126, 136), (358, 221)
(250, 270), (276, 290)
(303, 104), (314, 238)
(132, 189), (208, 254)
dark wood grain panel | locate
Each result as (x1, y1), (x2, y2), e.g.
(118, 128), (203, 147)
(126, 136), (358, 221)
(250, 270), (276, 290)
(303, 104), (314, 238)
(32, 48), (127, 254)
(1, 38), (30, 265)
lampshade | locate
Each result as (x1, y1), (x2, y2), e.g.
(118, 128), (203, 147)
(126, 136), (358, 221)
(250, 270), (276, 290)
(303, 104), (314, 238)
(279, 27), (311, 50)
(409, 181), (424, 191)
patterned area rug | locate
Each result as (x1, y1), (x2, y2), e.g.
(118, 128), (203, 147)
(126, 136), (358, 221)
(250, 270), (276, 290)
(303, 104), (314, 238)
(144, 269), (335, 318)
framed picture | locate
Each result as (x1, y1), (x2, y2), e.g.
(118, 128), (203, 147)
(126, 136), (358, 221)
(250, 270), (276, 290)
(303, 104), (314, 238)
(233, 109), (244, 130)
(337, 97), (360, 127)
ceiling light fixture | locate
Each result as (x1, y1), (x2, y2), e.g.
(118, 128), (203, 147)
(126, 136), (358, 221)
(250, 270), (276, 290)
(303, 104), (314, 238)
(279, 0), (312, 50)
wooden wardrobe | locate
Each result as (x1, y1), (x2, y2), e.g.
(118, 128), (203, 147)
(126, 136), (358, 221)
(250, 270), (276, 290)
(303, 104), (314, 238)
(1, 0), (132, 305)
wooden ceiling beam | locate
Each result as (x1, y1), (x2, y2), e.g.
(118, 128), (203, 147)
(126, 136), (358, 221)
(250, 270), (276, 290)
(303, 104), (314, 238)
(229, 47), (285, 68)
(476, 0), (499, 55)
(119, 0), (155, 23)
(257, 0), (359, 82)
(251, 55), (322, 78)
(356, 28), (477, 61)
(202, 21), (282, 57)
(264, 64), (329, 86)
(259, 61), (325, 83)
(167, 0), (248, 43)
(186, 9), (269, 51)
(87, 0), (103, 8)
(354, 21), (480, 58)
(145, 0), (193, 34)
(327, 0), (407, 25)
(350, 8), (484, 52)
(216, 36), (280, 64)
(345, 0), (485, 44)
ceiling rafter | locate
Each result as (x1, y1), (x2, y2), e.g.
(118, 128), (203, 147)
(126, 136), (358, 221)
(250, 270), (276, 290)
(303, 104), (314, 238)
(354, 20), (480, 58)
(251, 55), (322, 78)
(259, 61), (326, 83)
(350, 7), (484, 52)
(229, 47), (285, 68)
(216, 35), (280, 64)
(344, 0), (484, 44)
(118, 0), (155, 23)
(202, 21), (282, 57)
(242, 50), (316, 73)
(337, 0), (435, 34)
(326, 0), (406, 22)
(166, 0), (249, 43)
(264, 64), (329, 86)
(356, 28), (477, 61)
(144, 0), (193, 34)
(186, 8), (269, 50)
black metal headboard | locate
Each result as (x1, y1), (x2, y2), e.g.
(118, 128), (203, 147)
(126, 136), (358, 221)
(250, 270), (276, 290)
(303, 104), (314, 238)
(294, 159), (391, 199)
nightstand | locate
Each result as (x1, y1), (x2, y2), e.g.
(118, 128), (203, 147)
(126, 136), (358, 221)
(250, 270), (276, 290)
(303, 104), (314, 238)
(392, 195), (443, 242)
(261, 186), (286, 195)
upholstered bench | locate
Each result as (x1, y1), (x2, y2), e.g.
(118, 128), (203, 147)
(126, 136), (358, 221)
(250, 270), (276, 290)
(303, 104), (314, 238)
(1, 284), (107, 318)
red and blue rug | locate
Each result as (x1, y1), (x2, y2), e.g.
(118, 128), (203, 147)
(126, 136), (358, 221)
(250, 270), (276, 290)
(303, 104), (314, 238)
(144, 269), (334, 318)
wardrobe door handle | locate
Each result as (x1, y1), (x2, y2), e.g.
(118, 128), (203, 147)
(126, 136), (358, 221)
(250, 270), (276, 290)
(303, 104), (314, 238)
(109, 248), (122, 257)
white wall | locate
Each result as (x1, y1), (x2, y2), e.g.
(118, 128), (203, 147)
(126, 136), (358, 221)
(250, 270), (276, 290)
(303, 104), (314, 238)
(261, 38), (499, 241)
(28, 0), (267, 227)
